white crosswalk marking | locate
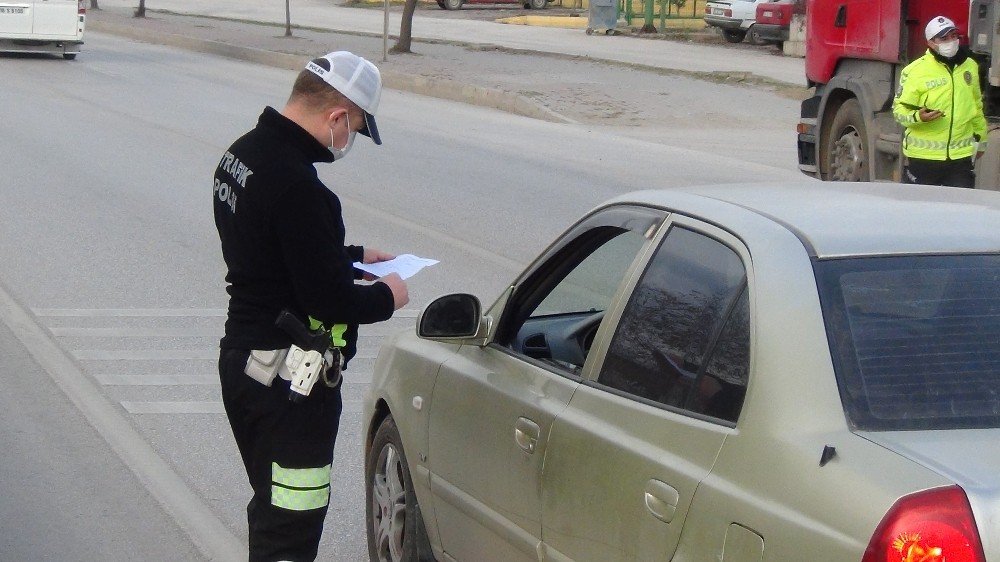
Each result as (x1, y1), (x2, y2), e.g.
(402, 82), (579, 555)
(33, 307), (418, 416)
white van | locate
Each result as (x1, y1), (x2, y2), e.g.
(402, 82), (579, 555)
(0, 0), (85, 59)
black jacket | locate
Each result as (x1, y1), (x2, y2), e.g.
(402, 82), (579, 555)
(214, 107), (394, 361)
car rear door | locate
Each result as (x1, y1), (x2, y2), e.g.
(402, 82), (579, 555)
(0, 0), (33, 36)
(540, 216), (753, 561)
(31, 0), (77, 37)
(426, 206), (664, 561)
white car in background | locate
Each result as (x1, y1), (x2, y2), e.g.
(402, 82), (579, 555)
(0, 0), (85, 59)
(703, 0), (773, 43)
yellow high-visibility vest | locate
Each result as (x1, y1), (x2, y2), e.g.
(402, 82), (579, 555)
(893, 49), (988, 161)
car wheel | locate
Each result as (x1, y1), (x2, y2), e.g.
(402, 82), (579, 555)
(366, 415), (433, 562)
(442, 0), (462, 10)
(722, 29), (746, 43)
(528, 0), (547, 9)
(827, 98), (870, 182)
(436, 0), (446, 7)
(746, 24), (766, 45)
(63, 53), (77, 60)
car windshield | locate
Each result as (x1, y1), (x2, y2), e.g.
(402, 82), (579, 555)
(815, 254), (1000, 431)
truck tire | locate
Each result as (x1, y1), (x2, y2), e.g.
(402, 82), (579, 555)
(827, 98), (870, 182)
(722, 29), (747, 43)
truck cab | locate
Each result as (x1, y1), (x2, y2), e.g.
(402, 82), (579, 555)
(797, 0), (1000, 188)
(0, 0), (85, 59)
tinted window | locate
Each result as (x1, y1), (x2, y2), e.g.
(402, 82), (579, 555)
(597, 227), (749, 422)
(507, 227), (648, 374)
(816, 255), (1000, 430)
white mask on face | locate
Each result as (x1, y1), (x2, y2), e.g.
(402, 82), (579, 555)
(936, 38), (960, 58)
(329, 112), (356, 160)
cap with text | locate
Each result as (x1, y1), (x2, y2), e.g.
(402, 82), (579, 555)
(925, 16), (958, 41)
(306, 51), (382, 145)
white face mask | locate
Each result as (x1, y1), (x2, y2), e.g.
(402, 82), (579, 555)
(329, 112), (356, 160)
(936, 38), (960, 58)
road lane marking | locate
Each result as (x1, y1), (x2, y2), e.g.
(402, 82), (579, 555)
(123, 400), (362, 414)
(95, 374), (219, 386)
(0, 285), (244, 560)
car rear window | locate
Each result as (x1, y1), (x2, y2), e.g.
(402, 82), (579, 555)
(815, 255), (1000, 431)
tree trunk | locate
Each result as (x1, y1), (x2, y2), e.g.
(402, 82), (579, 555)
(284, 0), (292, 36)
(391, 0), (418, 54)
(134, 0), (145, 17)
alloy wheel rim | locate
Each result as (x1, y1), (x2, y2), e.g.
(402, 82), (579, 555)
(372, 443), (407, 562)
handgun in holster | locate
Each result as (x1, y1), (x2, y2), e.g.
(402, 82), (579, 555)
(275, 310), (343, 403)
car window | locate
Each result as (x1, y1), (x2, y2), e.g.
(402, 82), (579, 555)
(816, 254), (1000, 431)
(501, 226), (649, 375)
(596, 226), (749, 423)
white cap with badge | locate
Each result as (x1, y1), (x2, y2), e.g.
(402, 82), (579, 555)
(305, 51), (382, 145)
(924, 16), (958, 42)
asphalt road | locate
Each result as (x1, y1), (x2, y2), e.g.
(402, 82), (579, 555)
(0, 32), (801, 560)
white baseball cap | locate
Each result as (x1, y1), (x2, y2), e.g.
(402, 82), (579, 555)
(305, 51), (382, 145)
(925, 16), (958, 41)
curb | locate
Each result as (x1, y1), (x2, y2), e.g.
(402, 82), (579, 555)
(87, 18), (575, 124)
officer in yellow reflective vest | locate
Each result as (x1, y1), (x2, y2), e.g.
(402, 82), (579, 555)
(893, 16), (988, 188)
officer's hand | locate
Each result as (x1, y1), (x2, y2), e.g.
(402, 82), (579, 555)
(918, 108), (944, 122)
(379, 273), (410, 310)
(363, 248), (395, 264)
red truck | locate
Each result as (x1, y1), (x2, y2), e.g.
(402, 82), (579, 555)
(797, 0), (999, 187)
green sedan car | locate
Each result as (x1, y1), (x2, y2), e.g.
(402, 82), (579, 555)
(362, 182), (1000, 562)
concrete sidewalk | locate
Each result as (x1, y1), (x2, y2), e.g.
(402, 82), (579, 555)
(95, 0), (804, 86)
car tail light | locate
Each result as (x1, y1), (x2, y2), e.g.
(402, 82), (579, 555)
(862, 486), (985, 562)
(724, 8), (732, 16)
(704, 5), (710, 13)
(78, 0), (85, 14)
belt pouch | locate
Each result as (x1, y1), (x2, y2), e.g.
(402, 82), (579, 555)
(245, 349), (288, 386)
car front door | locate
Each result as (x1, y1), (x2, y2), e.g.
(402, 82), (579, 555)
(541, 217), (753, 561)
(427, 206), (665, 561)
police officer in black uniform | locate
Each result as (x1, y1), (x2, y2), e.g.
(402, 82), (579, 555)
(213, 51), (408, 561)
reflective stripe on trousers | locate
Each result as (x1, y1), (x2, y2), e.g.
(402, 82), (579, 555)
(271, 462), (331, 511)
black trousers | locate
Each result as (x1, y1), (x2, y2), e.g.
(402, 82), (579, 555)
(219, 348), (343, 562)
(904, 156), (976, 188)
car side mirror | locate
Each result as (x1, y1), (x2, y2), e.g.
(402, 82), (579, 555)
(417, 293), (488, 343)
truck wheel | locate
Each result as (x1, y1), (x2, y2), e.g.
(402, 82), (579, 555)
(722, 29), (747, 43)
(827, 99), (870, 182)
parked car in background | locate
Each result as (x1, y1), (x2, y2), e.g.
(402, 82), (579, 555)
(363, 182), (1000, 562)
(438, 0), (546, 10)
(0, 0), (84, 59)
(703, 0), (773, 43)
(753, 0), (793, 47)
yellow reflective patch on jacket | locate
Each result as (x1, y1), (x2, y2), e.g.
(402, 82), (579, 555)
(270, 462), (331, 511)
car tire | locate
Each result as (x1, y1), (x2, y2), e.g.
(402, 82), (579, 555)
(366, 415), (434, 562)
(746, 24), (766, 45)
(442, 0), (462, 10)
(826, 98), (870, 182)
(63, 53), (77, 60)
(722, 29), (746, 43)
(436, 0), (446, 7)
(528, 0), (547, 9)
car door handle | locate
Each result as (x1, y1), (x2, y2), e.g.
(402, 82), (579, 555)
(644, 479), (680, 523)
(514, 417), (540, 454)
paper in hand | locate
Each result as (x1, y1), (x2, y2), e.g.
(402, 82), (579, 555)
(354, 254), (439, 280)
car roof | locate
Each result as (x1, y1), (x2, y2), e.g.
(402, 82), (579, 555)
(609, 181), (1000, 258)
